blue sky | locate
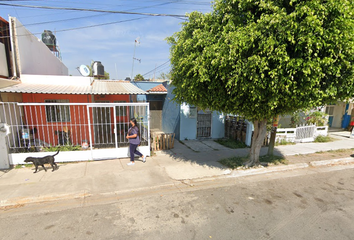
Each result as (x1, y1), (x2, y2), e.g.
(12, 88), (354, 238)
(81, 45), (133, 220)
(0, 0), (212, 79)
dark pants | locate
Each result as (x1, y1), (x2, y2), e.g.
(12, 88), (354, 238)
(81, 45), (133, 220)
(129, 144), (142, 162)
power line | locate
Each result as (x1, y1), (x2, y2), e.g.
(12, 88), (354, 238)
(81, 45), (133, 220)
(21, 13), (110, 27)
(154, 65), (171, 75)
(0, 1), (180, 36)
(145, 65), (171, 79)
(0, 16), (149, 38)
(13, 2), (174, 27)
(37, 0), (211, 7)
(0, 1), (207, 36)
(142, 60), (170, 77)
(142, 61), (170, 76)
(0, 2), (188, 18)
(45, 17), (150, 33)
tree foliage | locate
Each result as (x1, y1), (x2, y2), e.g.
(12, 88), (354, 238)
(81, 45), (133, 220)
(134, 74), (144, 81)
(85, 65), (110, 79)
(168, 0), (354, 121)
(167, 0), (354, 166)
(103, 71), (110, 80)
(158, 72), (172, 80)
(305, 111), (328, 126)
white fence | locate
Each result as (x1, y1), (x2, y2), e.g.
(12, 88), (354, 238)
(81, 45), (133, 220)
(0, 102), (150, 164)
(275, 125), (328, 143)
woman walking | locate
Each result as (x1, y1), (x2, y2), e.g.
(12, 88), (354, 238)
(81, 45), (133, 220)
(126, 118), (146, 166)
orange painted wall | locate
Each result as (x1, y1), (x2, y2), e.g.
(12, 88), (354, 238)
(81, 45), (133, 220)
(21, 93), (131, 146)
(93, 94), (129, 102)
(93, 94), (130, 123)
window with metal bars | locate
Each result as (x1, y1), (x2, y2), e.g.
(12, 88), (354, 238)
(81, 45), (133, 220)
(45, 100), (71, 122)
(114, 101), (127, 116)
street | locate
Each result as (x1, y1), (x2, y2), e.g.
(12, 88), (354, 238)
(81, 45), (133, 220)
(1, 165), (354, 240)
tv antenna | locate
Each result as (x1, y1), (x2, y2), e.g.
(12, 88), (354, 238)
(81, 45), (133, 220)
(131, 37), (141, 80)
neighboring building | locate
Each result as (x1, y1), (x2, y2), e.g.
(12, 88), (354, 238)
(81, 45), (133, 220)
(9, 17), (68, 76)
(162, 84), (225, 141)
(0, 75), (147, 147)
(0, 16), (68, 103)
(132, 81), (168, 130)
(324, 101), (353, 129)
(278, 101), (352, 129)
(0, 16), (150, 165)
(132, 81), (226, 140)
(0, 17), (11, 79)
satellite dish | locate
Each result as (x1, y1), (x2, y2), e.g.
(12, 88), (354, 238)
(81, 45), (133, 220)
(78, 65), (90, 77)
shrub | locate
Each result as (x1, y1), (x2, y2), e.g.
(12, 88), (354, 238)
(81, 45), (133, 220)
(305, 111), (328, 126)
(219, 155), (287, 169)
(290, 111), (302, 128)
(214, 139), (247, 149)
(44, 145), (81, 152)
(314, 135), (333, 143)
(275, 139), (296, 146)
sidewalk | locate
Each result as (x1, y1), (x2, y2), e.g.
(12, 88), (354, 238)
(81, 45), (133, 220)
(1, 131), (354, 207)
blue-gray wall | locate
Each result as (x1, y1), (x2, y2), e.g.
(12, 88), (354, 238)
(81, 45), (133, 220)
(179, 103), (198, 140)
(162, 84), (225, 140)
(132, 81), (167, 102)
(211, 111), (225, 138)
(162, 85), (180, 139)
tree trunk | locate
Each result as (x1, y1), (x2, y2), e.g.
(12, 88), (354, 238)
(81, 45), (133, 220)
(244, 119), (268, 168)
(267, 126), (277, 156)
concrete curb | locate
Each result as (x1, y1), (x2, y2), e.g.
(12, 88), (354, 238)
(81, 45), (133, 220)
(309, 157), (354, 167)
(1, 157), (354, 208)
(0, 191), (90, 208)
(229, 163), (310, 178)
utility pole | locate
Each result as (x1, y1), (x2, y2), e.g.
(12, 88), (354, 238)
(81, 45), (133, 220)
(131, 37), (140, 81)
(153, 63), (157, 81)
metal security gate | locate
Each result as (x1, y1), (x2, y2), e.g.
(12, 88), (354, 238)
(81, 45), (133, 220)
(0, 102), (150, 164)
(87, 103), (149, 160)
(197, 109), (212, 138)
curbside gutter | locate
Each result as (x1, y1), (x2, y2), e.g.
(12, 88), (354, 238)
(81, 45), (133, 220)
(309, 157), (354, 167)
(0, 191), (91, 208)
(229, 163), (310, 178)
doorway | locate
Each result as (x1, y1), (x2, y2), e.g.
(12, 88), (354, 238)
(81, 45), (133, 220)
(197, 109), (212, 138)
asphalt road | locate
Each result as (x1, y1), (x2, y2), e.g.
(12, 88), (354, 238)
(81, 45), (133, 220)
(1, 165), (354, 240)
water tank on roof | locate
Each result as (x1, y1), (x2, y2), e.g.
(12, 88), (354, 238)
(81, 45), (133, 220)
(42, 30), (57, 51)
(93, 61), (104, 77)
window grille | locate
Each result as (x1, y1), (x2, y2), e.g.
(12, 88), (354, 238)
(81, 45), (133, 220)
(45, 100), (71, 122)
(114, 101), (127, 116)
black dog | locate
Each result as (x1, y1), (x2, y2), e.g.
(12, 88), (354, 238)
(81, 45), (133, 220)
(24, 150), (59, 173)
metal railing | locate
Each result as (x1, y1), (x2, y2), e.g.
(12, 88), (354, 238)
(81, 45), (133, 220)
(0, 102), (150, 154)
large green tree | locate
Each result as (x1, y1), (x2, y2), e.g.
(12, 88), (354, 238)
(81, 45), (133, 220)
(168, 0), (354, 166)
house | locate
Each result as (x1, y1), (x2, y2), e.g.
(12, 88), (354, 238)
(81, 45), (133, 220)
(132, 81), (226, 141)
(161, 84), (225, 141)
(0, 16), (150, 165)
(132, 81), (168, 130)
(277, 101), (352, 130)
(324, 101), (354, 129)
(0, 75), (150, 163)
